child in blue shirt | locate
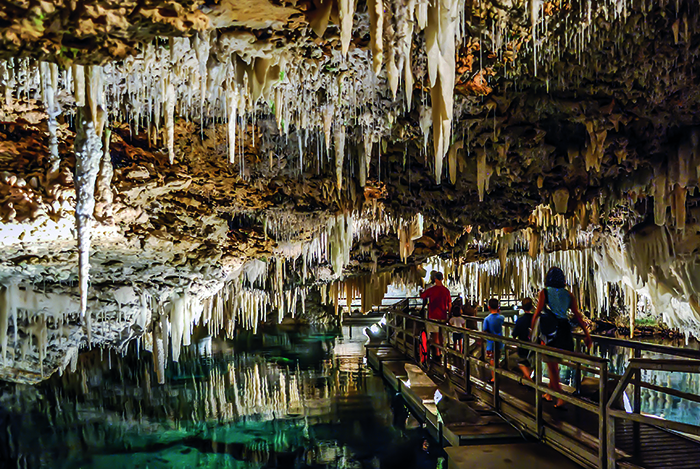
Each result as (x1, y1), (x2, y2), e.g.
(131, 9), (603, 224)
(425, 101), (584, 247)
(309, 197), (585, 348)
(483, 298), (505, 383)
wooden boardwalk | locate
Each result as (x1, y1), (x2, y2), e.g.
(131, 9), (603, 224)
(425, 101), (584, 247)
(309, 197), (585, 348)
(367, 301), (700, 469)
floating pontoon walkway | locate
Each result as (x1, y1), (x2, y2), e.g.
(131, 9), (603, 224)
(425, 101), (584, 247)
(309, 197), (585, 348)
(366, 299), (700, 469)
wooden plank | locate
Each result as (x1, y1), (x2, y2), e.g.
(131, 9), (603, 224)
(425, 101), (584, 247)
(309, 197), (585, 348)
(445, 443), (585, 469)
(628, 358), (700, 372)
(608, 409), (700, 437)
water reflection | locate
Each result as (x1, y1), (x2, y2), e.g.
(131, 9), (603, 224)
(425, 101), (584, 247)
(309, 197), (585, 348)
(0, 326), (443, 469)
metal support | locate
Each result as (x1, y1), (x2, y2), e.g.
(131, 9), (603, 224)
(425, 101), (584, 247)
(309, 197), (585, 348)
(464, 347), (471, 394)
(535, 351), (543, 439)
(632, 349), (642, 460)
(493, 342), (501, 411)
(606, 412), (616, 469)
(442, 324), (447, 375)
(598, 362), (608, 469)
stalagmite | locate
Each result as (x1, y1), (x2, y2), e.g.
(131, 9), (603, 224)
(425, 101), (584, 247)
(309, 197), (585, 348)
(367, 0), (384, 75)
(338, 0), (356, 56)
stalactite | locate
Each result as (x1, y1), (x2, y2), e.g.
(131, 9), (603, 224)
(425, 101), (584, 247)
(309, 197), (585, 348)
(367, 0), (384, 75)
(425, 0), (458, 184)
(41, 62), (61, 178)
(476, 148), (492, 201)
(334, 125), (346, 190)
(227, 85), (240, 164)
(398, 213), (423, 262)
(94, 129), (114, 220)
(384, 4), (399, 99)
(552, 188), (570, 214)
(338, 0), (355, 56)
(74, 66), (105, 344)
(447, 140), (463, 185)
(0, 284), (16, 364)
(164, 82), (176, 164)
(72, 64), (85, 107)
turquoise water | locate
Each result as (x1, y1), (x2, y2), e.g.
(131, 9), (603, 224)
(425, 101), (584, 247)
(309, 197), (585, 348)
(548, 340), (700, 427)
(596, 341), (700, 426)
(0, 326), (445, 469)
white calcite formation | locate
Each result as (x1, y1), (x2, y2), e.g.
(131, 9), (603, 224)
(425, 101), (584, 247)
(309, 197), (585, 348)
(0, 0), (699, 384)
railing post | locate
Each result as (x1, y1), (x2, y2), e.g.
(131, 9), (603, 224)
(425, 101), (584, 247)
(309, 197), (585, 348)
(481, 340), (486, 384)
(606, 412), (616, 469)
(574, 338), (582, 395)
(535, 351), (543, 439)
(442, 324), (447, 375)
(632, 349), (642, 460)
(493, 339), (500, 411)
(632, 349), (642, 412)
(599, 361), (608, 469)
(464, 333), (471, 395)
(412, 315), (417, 360)
(386, 311), (392, 345)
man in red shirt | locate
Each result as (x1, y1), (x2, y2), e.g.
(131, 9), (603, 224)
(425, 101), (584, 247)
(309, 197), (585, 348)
(420, 271), (452, 356)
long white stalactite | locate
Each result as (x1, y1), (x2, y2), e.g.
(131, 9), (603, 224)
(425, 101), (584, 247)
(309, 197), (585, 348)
(74, 65), (105, 343)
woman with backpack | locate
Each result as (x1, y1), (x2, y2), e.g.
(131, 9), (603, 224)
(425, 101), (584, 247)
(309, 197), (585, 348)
(531, 267), (593, 409)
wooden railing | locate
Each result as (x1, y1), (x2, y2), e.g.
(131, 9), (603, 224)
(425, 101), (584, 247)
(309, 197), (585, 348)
(384, 298), (700, 469)
(606, 358), (700, 468)
(386, 300), (609, 468)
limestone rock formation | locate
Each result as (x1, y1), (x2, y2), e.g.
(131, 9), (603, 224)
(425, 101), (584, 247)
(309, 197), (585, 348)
(1, 0), (700, 381)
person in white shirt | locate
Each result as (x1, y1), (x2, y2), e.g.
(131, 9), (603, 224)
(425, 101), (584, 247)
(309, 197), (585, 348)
(449, 308), (467, 352)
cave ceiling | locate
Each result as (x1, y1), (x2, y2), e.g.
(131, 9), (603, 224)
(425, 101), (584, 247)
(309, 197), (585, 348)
(0, 0), (700, 380)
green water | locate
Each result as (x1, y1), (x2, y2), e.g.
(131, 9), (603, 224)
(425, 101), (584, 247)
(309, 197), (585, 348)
(0, 326), (444, 469)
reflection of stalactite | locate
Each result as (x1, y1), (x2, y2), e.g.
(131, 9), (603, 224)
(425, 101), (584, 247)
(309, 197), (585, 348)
(0, 285), (80, 380)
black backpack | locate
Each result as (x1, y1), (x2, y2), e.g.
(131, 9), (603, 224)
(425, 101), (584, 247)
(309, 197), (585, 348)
(539, 289), (560, 343)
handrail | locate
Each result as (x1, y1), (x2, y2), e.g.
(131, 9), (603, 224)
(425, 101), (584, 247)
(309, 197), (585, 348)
(386, 307), (610, 468)
(385, 303), (700, 469)
(393, 297), (700, 359)
(573, 332), (700, 360)
(606, 358), (700, 468)
(391, 310), (607, 367)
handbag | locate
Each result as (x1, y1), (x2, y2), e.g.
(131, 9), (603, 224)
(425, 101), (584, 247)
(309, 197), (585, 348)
(538, 289), (559, 344)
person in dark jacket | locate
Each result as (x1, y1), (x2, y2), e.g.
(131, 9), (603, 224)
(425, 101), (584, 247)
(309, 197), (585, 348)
(512, 298), (534, 381)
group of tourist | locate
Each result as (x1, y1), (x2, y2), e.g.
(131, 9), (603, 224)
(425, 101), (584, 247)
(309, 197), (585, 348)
(419, 267), (593, 409)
